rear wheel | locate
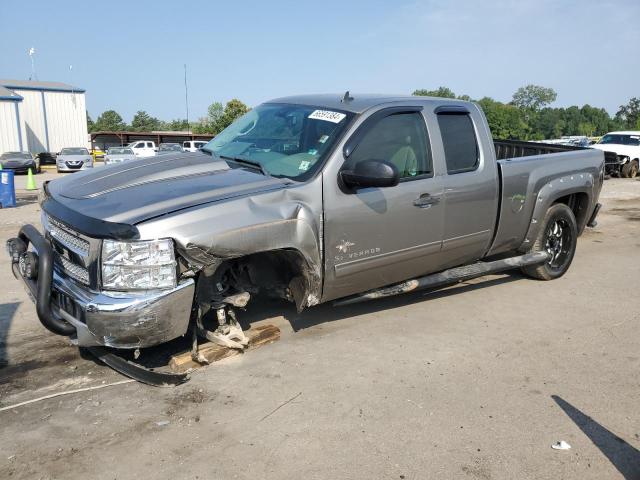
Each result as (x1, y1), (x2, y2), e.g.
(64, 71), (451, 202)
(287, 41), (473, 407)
(522, 203), (577, 280)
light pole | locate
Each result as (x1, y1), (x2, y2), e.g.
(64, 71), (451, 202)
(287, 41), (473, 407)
(28, 47), (37, 80)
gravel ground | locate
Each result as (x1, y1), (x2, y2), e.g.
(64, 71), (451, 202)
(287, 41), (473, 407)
(0, 173), (638, 480)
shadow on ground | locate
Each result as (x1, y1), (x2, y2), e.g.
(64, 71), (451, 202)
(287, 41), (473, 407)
(0, 302), (20, 368)
(244, 272), (522, 332)
(552, 395), (640, 480)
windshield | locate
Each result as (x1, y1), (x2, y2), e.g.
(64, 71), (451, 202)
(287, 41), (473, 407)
(598, 134), (640, 146)
(202, 103), (353, 180)
(108, 147), (133, 155)
(60, 148), (89, 155)
(159, 144), (182, 152)
(0, 152), (31, 159)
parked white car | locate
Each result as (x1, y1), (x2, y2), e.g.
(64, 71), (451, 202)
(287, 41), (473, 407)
(591, 131), (640, 178)
(127, 141), (157, 158)
(104, 147), (136, 165)
(183, 140), (208, 152)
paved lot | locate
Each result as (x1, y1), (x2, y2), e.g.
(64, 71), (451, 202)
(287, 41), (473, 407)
(0, 172), (638, 480)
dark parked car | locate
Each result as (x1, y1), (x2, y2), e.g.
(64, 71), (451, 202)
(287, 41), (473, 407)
(36, 152), (57, 165)
(0, 151), (40, 173)
(157, 143), (184, 155)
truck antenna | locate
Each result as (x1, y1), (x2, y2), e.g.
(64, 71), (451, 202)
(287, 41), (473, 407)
(341, 91), (354, 103)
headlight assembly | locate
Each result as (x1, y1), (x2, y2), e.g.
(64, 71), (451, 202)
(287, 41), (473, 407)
(101, 239), (177, 290)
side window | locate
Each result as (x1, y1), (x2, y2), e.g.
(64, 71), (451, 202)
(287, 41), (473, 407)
(437, 113), (479, 174)
(147, 142), (153, 148)
(347, 112), (432, 179)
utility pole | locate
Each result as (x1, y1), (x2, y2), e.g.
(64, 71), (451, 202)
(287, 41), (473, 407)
(184, 64), (190, 136)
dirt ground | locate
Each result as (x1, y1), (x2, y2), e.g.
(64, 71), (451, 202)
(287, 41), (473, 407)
(0, 171), (638, 480)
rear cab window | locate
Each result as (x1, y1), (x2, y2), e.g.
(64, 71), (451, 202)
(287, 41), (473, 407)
(437, 113), (479, 174)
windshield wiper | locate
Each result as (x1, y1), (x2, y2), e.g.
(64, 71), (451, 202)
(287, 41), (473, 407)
(218, 155), (268, 176)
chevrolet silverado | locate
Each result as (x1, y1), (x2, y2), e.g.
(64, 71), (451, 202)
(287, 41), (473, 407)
(7, 93), (604, 378)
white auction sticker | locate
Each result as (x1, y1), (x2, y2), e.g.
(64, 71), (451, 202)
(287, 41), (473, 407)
(1, 173), (8, 185)
(308, 110), (346, 123)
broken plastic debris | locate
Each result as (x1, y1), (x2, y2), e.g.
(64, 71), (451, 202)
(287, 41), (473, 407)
(551, 440), (571, 450)
(156, 420), (170, 427)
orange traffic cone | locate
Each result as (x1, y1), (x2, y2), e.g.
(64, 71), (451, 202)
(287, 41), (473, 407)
(26, 168), (37, 190)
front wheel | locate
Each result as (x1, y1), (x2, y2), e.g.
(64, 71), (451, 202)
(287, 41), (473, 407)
(522, 203), (577, 280)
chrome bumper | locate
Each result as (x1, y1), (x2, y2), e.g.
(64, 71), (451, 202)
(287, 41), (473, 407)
(54, 270), (195, 349)
(8, 224), (195, 349)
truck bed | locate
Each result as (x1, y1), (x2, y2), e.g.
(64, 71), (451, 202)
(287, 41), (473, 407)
(487, 142), (604, 257)
(493, 139), (585, 160)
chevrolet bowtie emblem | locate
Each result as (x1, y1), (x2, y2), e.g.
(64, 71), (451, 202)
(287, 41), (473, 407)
(336, 240), (355, 253)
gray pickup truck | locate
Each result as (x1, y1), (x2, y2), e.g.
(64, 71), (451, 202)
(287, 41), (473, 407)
(7, 94), (604, 367)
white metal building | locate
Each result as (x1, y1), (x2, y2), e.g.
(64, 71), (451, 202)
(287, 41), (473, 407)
(0, 79), (88, 155)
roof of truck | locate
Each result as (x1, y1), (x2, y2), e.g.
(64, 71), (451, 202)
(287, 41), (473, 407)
(266, 93), (469, 114)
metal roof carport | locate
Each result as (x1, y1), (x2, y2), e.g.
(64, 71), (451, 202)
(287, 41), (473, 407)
(90, 131), (213, 150)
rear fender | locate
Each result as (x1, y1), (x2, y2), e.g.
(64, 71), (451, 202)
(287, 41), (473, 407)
(520, 173), (596, 251)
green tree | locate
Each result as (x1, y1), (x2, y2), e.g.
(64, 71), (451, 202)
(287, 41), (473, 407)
(94, 110), (127, 131)
(164, 119), (190, 131)
(215, 99), (250, 132)
(192, 118), (213, 134)
(615, 97), (640, 129)
(86, 111), (95, 132)
(208, 102), (224, 126)
(131, 110), (161, 132)
(511, 85), (557, 112)
(477, 97), (529, 139)
(413, 87), (457, 99)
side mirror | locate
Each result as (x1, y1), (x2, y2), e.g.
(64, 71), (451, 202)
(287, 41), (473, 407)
(340, 160), (400, 189)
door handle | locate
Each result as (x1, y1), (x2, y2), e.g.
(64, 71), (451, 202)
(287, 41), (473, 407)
(413, 193), (440, 208)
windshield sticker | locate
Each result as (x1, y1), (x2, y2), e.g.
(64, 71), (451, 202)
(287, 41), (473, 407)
(299, 160), (311, 171)
(308, 110), (346, 123)
(308, 148), (318, 155)
(318, 134), (329, 144)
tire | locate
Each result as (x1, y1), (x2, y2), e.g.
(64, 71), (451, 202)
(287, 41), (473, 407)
(625, 160), (639, 179)
(522, 203), (577, 280)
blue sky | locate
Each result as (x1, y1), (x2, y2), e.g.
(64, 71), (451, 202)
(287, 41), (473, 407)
(1, 0), (637, 122)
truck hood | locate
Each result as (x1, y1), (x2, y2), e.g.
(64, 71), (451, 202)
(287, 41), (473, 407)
(46, 153), (292, 225)
(590, 144), (640, 158)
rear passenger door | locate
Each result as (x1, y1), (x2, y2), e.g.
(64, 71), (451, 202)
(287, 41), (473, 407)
(436, 107), (499, 268)
(322, 107), (446, 301)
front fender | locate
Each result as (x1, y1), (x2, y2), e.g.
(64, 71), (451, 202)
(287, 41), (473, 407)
(136, 185), (324, 302)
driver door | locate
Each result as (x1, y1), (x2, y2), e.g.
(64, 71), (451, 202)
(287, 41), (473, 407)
(322, 108), (445, 301)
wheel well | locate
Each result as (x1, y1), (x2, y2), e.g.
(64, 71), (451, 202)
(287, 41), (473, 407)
(195, 249), (316, 313)
(553, 192), (589, 232)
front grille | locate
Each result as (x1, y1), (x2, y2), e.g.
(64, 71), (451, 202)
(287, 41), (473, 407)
(57, 254), (90, 285)
(46, 216), (90, 256)
(43, 214), (96, 288)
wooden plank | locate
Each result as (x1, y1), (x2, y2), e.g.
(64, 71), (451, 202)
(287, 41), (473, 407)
(169, 324), (281, 373)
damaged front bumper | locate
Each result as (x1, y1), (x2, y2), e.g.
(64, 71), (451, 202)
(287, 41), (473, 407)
(8, 224), (195, 349)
